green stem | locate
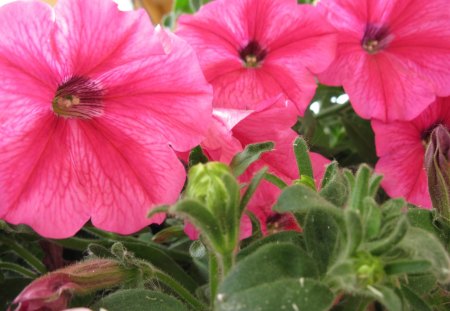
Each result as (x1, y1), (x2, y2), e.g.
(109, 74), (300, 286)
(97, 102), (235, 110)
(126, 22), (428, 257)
(53, 237), (110, 251)
(219, 252), (234, 278)
(316, 102), (350, 119)
(209, 253), (220, 307)
(81, 227), (192, 263)
(0, 262), (38, 278)
(0, 236), (46, 274)
(153, 269), (207, 310)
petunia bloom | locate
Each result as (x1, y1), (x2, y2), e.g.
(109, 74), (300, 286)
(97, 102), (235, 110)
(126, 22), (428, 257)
(318, 0), (450, 121)
(201, 96), (329, 235)
(176, 0), (337, 114)
(0, 0), (212, 238)
(373, 97), (450, 208)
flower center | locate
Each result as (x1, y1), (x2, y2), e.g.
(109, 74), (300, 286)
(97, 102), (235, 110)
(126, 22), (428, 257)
(239, 40), (267, 68)
(361, 24), (391, 54)
(52, 76), (104, 119)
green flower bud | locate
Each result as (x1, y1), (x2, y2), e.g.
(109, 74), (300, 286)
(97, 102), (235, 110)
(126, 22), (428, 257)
(354, 252), (385, 287)
(185, 162), (237, 216)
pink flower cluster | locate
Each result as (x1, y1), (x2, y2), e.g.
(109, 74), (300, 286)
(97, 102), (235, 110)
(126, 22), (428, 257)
(315, 0), (450, 208)
(0, 0), (449, 238)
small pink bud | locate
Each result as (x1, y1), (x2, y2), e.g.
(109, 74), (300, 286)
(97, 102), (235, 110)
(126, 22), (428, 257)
(10, 259), (130, 311)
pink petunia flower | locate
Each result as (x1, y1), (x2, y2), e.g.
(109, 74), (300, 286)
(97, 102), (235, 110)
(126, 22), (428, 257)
(0, 0), (212, 238)
(373, 97), (450, 208)
(200, 96), (329, 235)
(318, 0), (450, 121)
(176, 0), (337, 114)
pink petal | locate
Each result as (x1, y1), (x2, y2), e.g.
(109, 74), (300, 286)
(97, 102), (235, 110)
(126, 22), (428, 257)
(343, 52), (435, 121)
(373, 97), (450, 208)
(316, 38), (362, 86)
(177, 0), (336, 114)
(389, 0), (450, 97)
(202, 113), (243, 164)
(54, 0), (164, 77)
(0, 117), (89, 238)
(266, 5), (337, 74)
(376, 150), (431, 208)
(0, 1), (59, 122)
(100, 30), (213, 152)
(74, 120), (185, 235)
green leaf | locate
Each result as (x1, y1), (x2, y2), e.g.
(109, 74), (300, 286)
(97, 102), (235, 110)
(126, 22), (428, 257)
(344, 210), (363, 256)
(274, 184), (345, 233)
(406, 274), (437, 295)
(407, 208), (438, 235)
(124, 242), (199, 292)
(401, 286), (432, 311)
(361, 198), (382, 240)
(366, 285), (402, 311)
(347, 164), (372, 212)
(366, 216), (409, 255)
(215, 278), (334, 311)
(174, 0), (193, 13)
(264, 172), (288, 189)
(188, 145), (208, 168)
(304, 209), (341, 274)
(0, 262), (37, 278)
(239, 167), (267, 215)
(293, 136), (314, 183)
(319, 162), (349, 207)
(219, 243), (319, 295)
(384, 260), (432, 275)
(396, 227), (450, 283)
(230, 141), (274, 176)
(152, 226), (185, 244)
(170, 199), (224, 252)
(332, 295), (372, 311)
(238, 231), (304, 260)
(93, 289), (189, 311)
(340, 115), (377, 165)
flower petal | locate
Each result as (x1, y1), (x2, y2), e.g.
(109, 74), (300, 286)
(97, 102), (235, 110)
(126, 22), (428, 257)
(343, 53), (435, 121)
(100, 30), (212, 152)
(54, 0), (164, 77)
(0, 1), (59, 123)
(389, 0), (450, 97)
(376, 149), (431, 208)
(0, 117), (89, 238)
(75, 120), (186, 235)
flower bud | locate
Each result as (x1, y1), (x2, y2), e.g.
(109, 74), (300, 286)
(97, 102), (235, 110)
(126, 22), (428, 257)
(185, 162), (237, 215)
(424, 125), (450, 221)
(354, 252), (384, 287)
(11, 259), (132, 311)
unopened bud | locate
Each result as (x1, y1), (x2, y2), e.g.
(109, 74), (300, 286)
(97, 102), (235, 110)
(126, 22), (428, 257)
(424, 125), (450, 221)
(185, 162), (236, 215)
(11, 259), (132, 311)
(354, 252), (384, 287)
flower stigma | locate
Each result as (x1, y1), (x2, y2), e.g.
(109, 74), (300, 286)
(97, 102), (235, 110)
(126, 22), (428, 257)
(239, 40), (267, 68)
(52, 76), (104, 119)
(362, 24), (392, 54)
